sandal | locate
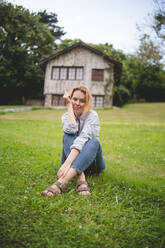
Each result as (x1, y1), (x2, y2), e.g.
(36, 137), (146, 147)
(76, 181), (90, 194)
(42, 181), (66, 197)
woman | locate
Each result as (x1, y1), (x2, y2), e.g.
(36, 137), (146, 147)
(42, 85), (105, 196)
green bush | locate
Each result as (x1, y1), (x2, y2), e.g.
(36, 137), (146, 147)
(113, 85), (131, 106)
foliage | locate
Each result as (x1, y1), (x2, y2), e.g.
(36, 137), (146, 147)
(0, 104), (165, 248)
(134, 63), (165, 101)
(0, 1), (64, 104)
(113, 84), (131, 106)
(38, 10), (65, 49)
(87, 42), (126, 62)
(56, 38), (83, 51)
(134, 33), (165, 101)
(153, 0), (165, 41)
(117, 33), (165, 105)
(89, 35), (165, 105)
(137, 33), (163, 65)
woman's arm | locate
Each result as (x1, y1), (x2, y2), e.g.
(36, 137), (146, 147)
(57, 148), (79, 179)
(57, 92), (80, 179)
(63, 91), (75, 123)
(63, 148), (80, 165)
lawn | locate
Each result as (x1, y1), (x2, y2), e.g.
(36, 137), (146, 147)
(0, 103), (165, 248)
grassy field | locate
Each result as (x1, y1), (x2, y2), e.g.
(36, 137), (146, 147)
(0, 103), (165, 248)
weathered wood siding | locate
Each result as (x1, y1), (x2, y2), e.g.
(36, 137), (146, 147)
(44, 47), (114, 101)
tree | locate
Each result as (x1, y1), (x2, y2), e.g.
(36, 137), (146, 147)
(87, 42), (126, 62)
(137, 33), (163, 65)
(56, 38), (82, 51)
(153, 0), (165, 41)
(123, 1), (165, 103)
(38, 10), (65, 49)
(113, 55), (136, 106)
(0, 1), (64, 104)
(126, 33), (165, 102)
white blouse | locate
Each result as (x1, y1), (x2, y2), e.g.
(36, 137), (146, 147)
(62, 110), (100, 151)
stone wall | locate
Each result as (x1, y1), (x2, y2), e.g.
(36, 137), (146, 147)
(44, 94), (52, 107)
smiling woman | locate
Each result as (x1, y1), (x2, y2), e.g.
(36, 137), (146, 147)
(42, 85), (106, 197)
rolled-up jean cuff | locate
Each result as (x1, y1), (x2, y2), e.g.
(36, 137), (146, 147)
(71, 165), (82, 175)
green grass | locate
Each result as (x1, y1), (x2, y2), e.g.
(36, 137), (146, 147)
(0, 103), (165, 248)
(0, 105), (27, 109)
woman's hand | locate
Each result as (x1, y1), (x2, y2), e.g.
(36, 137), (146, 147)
(57, 150), (80, 179)
(56, 163), (71, 179)
(63, 91), (71, 105)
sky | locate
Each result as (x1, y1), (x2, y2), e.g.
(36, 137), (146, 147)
(9, 0), (155, 54)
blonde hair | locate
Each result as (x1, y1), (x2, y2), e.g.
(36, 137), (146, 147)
(69, 85), (92, 112)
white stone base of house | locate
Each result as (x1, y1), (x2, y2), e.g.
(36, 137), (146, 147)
(44, 94), (112, 108)
(44, 94), (52, 107)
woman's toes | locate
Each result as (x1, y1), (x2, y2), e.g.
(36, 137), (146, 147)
(42, 183), (62, 197)
(79, 191), (90, 196)
(77, 184), (90, 196)
(42, 190), (52, 196)
(47, 192), (54, 197)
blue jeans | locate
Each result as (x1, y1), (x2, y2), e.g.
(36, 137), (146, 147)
(61, 133), (106, 175)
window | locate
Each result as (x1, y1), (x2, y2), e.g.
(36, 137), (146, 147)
(52, 68), (60, 80)
(52, 67), (83, 80)
(92, 69), (104, 81)
(76, 68), (83, 80)
(68, 68), (76, 80)
(60, 68), (67, 79)
(92, 95), (104, 108)
(52, 95), (65, 106)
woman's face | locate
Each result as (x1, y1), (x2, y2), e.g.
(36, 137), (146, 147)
(71, 90), (86, 117)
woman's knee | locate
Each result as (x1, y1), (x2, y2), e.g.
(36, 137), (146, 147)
(63, 133), (78, 144)
(87, 138), (100, 150)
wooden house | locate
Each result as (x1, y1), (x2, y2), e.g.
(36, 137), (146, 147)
(39, 42), (122, 108)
